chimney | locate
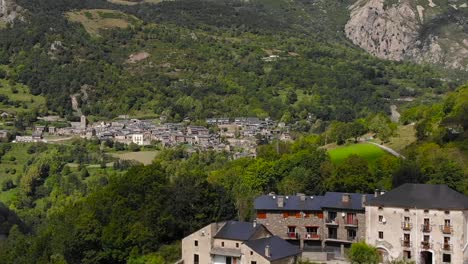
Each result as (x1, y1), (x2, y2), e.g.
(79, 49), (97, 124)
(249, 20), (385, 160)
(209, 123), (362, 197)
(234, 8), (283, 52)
(342, 194), (351, 203)
(298, 193), (306, 201)
(265, 245), (271, 258)
(253, 220), (257, 228)
(361, 195), (367, 206)
(277, 196), (284, 208)
(374, 189), (379, 198)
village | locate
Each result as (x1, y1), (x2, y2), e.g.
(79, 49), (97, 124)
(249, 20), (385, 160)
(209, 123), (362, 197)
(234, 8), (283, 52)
(6, 115), (292, 159)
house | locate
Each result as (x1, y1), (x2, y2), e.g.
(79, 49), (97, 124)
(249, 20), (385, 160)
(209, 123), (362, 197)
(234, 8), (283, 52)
(131, 133), (145, 146)
(365, 184), (468, 264)
(254, 192), (373, 260)
(181, 221), (301, 264)
(0, 130), (9, 140)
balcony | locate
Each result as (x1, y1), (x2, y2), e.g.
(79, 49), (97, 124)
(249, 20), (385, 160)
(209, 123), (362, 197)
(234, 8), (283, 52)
(304, 233), (320, 240)
(326, 233), (338, 240)
(401, 222), (412, 231)
(345, 219), (358, 227)
(325, 218), (339, 226)
(400, 239), (412, 248)
(347, 236), (357, 242)
(421, 241), (431, 250)
(287, 232), (299, 239)
(442, 243), (452, 252)
(441, 225), (453, 234)
(421, 224), (432, 233)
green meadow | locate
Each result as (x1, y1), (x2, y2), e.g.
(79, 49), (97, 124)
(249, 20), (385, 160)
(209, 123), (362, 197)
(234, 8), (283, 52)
(328, 143), (388, 164)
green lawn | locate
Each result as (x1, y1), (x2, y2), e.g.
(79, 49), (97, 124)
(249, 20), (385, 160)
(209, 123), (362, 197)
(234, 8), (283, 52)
(111, 150), (159, 165)
(328, 143), (388, 164)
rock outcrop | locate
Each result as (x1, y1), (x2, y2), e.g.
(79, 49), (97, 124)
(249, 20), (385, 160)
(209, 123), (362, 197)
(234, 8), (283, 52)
(345, 0), (467, 71)
(0, 0), (24, 24)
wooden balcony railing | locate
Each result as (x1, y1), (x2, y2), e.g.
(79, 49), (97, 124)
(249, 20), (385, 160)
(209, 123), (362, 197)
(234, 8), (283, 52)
(345, 219), (358, 227)
(325, 218), (338, 225)
(421, 241), (431, 249)
(421, 224), (432, 232)
(304, 233), (320, 240)
(287, 232), (299, 239)
(442, 243), (452, 252)
(401, 222), (412, 231)
(400, 239), (412, 248)
(441, 225), (453, 234)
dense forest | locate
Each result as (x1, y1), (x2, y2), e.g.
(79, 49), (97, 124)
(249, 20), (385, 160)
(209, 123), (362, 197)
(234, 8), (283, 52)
(0, 0), (463, 122)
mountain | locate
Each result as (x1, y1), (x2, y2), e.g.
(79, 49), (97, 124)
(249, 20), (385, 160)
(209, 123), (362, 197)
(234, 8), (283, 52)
(345, 0), (468, 71)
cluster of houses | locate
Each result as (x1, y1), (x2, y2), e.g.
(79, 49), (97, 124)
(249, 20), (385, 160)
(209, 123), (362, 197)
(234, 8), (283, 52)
(181, 183), (468, 264)
(12, 116), (292, 158)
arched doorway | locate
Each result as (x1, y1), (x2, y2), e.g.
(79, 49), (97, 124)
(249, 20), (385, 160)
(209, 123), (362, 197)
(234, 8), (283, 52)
(377, 248), (389, 263)
(421, 251), (433, 264)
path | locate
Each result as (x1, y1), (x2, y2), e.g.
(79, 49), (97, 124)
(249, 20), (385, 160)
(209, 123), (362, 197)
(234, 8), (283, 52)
(366, 141), (406, 159)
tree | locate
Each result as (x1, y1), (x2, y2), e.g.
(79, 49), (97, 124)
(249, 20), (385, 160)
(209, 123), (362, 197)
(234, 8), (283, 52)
(328, 155), (374, 193)
(347, 242), (380, 264)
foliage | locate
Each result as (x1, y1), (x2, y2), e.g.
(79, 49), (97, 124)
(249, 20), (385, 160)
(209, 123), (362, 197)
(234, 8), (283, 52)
(347, 242), (380, 264)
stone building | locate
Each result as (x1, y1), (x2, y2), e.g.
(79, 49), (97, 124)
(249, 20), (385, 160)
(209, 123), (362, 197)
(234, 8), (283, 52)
(365, 184), (468, 264)
(254, 192), (373, 259)
(181, 221), (301, 264)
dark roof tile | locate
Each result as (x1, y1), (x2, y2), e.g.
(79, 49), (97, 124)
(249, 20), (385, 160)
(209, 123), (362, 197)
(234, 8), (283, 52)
(367, 184), (468, 210)
(245, 236), (301, 261)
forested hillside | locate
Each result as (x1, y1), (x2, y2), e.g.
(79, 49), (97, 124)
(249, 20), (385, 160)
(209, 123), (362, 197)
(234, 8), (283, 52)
(0, 0), (463, 121)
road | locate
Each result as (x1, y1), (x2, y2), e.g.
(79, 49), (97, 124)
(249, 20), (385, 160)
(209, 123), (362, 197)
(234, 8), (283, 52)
(366, 141), (406, 159)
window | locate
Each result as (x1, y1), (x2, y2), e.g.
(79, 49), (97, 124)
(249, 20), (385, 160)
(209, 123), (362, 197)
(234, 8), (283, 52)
(346, 213), (356, 225)
(378, 231), (384, 239)
(257, 211), (266, 219)
(328, 227), (338, 239)
(378, 207), (383, 211)
(328, 211), (337, 221)
(403, 250), (411, 259)
(221, 241), (225, 247)
(236, 243), (239, 248)
(445, 219), (451, 226)
(306, 226), (318, 234)
(251, 262), (257, 264)
(295, 211), (302, 218)
(404, 209), (409, 212)
(194, 254), (199, 264)
(378, 215), (383, 223)
(287, 226), (296, 237)
(445, 210), (450, 215)
(250, 251), (253, 256)
(348, 229), (356, 241)
(194, 240), (198, 247)
(423, 235), (430, 242)
(424, 210), (429, 214)
(226, 257), (232, 264)
(443, 254), (451, 263)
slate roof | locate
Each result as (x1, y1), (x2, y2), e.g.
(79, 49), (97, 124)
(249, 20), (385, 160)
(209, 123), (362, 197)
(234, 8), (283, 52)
(367, 184), (468, 210)
(321, 192), (374, 211)
(214, 221), (263, 241)
(255, 193), (373, 211)
(245, 236), (301, 261)
(254, 195), (324, 211)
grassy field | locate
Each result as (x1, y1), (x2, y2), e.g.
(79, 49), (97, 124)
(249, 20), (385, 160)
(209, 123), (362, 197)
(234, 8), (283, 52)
(0, 78), (47, 114)
(328, 143), (388, 164)
(66, 9), (141, 36)
(384, 124), (417, 152)
(111, 151), (159, 165)
(0, 144), (31, 204)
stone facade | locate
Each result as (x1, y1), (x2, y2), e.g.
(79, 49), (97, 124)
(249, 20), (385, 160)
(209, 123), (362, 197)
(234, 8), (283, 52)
(366, 206), (468, 264)
(322, 209), (366, 243)
(257, 211), (324, 241)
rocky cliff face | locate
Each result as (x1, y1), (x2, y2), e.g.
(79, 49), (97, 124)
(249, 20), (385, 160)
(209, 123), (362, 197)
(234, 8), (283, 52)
(345, 0), (467, 71)
(0, 0), (24, 24)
